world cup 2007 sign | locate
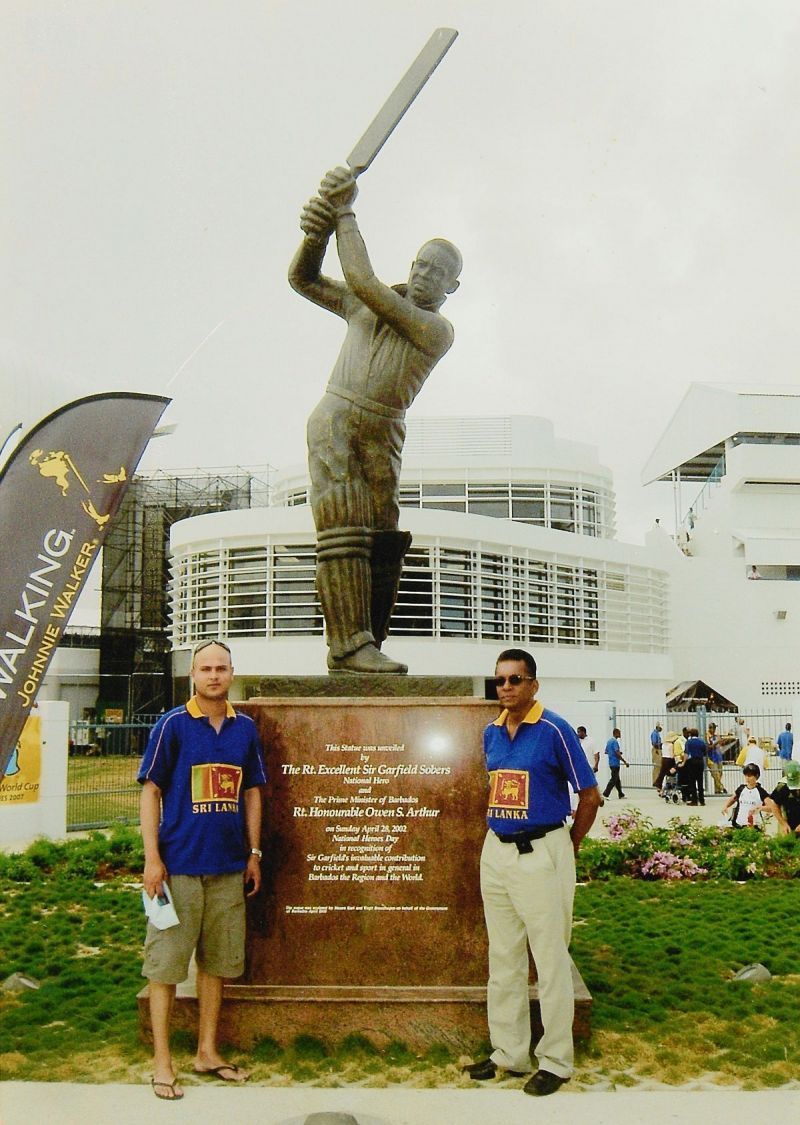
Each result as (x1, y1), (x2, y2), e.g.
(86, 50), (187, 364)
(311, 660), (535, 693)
(0, 392), (169, 779)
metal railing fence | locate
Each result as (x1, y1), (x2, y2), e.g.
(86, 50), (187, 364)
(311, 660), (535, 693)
(68, 717), (160, 831)
(610, 708), (792, 795)
(67, 708), (794, 829)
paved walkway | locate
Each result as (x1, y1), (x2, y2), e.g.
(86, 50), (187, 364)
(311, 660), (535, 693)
(2, 1081), (799, 1125)
(586, 783), (754, 835)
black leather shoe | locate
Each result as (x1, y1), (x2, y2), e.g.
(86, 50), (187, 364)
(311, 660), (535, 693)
(462, 1058), (527, 1081)
(462, 1058), (497, 1080)
(523, 1069), (569, 1096)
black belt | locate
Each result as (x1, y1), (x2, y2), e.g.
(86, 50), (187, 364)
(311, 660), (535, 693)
(494, 822), (566, 854)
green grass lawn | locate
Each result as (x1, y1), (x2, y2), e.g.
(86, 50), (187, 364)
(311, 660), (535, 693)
(570, 878), (800, 1088)
(1, 832), (798, 1088)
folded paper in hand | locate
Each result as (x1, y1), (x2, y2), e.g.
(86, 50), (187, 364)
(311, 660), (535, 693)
(142, 882), (180, 930)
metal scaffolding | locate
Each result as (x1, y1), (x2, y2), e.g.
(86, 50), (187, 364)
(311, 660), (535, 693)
(98, 466), (273, 716)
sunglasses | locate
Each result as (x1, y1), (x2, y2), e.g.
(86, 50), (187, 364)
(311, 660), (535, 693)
(192, 639), (232, 657)
(493, 674), (534, 687)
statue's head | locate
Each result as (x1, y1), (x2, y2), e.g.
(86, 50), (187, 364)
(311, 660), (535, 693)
(407, 239), (462, 309)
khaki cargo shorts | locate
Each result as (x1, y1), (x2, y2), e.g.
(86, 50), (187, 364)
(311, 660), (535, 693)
(142, 871), (245, 984)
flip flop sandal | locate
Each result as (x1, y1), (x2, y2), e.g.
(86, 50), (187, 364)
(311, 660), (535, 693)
(193, 1064), (249, 1082)
(151, 1078), (184, 1100)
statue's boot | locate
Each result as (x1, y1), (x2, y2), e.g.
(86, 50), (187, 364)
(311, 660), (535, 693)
(371, 530), (412, 648)
(317, 549), (408, 673)
(327, 642), (407, 674)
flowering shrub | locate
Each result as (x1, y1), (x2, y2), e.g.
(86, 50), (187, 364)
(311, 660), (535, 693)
(636, 850), (707, 880)
(604, 807), (653, 840)
(576, 809), (800, 882)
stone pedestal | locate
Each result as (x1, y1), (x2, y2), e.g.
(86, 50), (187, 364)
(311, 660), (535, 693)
(138, 696), (591, 1051)
(252, 674), (478, 698)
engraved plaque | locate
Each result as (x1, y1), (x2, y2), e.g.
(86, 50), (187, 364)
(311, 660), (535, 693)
(241, 698), (497, 987)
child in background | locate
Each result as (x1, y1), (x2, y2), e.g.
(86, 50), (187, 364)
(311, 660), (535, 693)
(721, 764), (769, 829)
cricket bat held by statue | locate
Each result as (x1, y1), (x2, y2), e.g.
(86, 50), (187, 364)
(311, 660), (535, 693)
(346, 27), (458, 177)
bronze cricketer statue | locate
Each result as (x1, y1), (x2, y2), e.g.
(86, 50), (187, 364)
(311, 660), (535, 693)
(288, 29), (460, 675)
(289, 168), (461, 673)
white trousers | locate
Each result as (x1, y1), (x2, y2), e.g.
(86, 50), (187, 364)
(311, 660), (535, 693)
(479, 825), (576, 1078)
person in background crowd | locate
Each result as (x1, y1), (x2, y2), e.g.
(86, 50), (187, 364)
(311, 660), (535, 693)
(683, 727), (707, 806)
(602, 728), (628, 800)
(674, 728), (687, 759)
(721, 764), (768, 829)
(706, 722), (726, 795)
(655, 730), (679, 792)
(650, 722), (663, 787)
(674, 728), (689, 801)
(738, 736), (769, 772)
(573, 726), (602, 813)
(735, 716), (751, 750)
(576, 726), (599, 774)
(765, 760), (800, 834)
(776, 723), (794, 761)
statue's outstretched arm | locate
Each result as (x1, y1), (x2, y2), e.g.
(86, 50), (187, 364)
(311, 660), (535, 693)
(288, 196), (349, 318)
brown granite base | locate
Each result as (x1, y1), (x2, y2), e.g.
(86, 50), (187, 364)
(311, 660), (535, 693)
(250, 675), (477, 698)
(138, 961), (591, 1052)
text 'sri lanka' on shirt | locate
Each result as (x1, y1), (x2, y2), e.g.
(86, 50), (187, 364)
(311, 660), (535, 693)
(483, 700), (597, 833)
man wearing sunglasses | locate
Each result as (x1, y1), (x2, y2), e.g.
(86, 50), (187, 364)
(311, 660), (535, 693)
(138, 640), (267, 1100)
(464, 649), (601, 1097)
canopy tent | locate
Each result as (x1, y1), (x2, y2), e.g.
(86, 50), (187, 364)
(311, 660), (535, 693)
(665, 680), (738, 713)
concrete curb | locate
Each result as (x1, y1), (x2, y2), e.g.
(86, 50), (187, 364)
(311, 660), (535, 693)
(2, 1083), (800, 1125)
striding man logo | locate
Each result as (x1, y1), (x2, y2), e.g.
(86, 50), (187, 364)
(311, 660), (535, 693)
(488, 768), (529, 810)
(29, 448), (127, 529)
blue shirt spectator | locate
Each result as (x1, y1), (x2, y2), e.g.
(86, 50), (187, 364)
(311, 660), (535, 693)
(684, 735), (707, 760)
(605, 735), (623, 767)
(777, 725), (794, 761)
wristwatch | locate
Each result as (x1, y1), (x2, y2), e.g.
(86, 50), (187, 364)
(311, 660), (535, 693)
(250, 847), (263, 858)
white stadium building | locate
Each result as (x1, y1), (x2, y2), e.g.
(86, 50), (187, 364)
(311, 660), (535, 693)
(168, 414), (671, 721)
(42, 386), (800, 739)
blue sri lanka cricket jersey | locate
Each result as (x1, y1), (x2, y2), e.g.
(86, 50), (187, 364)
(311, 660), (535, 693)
(483, 700), (597, 833)
(138, 697), (267, 876)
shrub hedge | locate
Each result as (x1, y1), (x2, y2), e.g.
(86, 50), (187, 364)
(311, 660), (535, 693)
(577, 808), (800, 882)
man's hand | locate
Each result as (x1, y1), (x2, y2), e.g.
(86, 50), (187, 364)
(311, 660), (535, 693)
(244, 853), (262, 898)
(319, 166), (358, 212)
(143, 857), (168, 899)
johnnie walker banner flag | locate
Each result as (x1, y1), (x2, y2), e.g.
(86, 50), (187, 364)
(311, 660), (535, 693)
(0, 392), (170, 778)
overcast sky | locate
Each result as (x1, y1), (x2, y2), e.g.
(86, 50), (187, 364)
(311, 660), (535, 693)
(3, 0), (800, 549)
